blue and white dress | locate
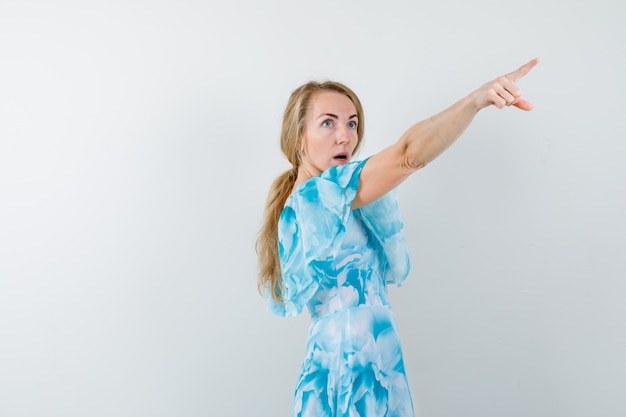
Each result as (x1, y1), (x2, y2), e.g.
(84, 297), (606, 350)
(268, 159), (415, 417)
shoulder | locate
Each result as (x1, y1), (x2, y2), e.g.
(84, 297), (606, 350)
(286, 159), (369, 208)
(321, 159), (368, 187)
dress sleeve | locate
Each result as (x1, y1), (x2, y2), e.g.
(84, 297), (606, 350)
(267, 159), (368, 317)
(357, 189), (411, 286)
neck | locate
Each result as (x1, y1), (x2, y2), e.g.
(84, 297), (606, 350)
(301, 165), (315, 179)
(291, 165), (316, 192)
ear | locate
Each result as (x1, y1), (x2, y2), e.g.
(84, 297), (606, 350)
(298, 137), (306, 156)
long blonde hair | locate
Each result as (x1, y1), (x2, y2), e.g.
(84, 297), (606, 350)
(256, 81), (365, 303)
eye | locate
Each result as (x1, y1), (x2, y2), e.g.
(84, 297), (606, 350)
(322, 120), (333, 128)
(348, 120), (358, 129)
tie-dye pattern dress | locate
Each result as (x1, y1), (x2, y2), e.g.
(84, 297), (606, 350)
(268, 159), (415, 417)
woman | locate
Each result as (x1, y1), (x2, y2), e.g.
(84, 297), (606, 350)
(257, 58), (539, 417)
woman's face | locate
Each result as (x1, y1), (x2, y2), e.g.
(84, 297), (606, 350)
(301, 91), (359, 176)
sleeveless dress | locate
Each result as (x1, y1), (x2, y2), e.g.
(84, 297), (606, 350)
(268, 159), (415, 417)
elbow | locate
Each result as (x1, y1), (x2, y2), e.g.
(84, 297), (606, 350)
(401, 147), (428, 172)
(398, 134), (429, 172)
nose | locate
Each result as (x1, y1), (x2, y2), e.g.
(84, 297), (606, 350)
(336, 125), (350, 144)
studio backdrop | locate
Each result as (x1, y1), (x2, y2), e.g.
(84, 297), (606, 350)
(1, 1), (624, 416)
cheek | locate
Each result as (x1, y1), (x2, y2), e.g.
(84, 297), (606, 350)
(351, 135), (360, 152)
(304, 134), (325, 155)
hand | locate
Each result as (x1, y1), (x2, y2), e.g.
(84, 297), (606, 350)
(473, 58), (539, 111)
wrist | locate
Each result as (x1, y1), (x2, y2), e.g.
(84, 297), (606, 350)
(466, 90), (486, 112)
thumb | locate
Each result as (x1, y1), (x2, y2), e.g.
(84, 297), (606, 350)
(513, 98), (534, 111)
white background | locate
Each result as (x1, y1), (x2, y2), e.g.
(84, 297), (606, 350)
(1, 1), (625, 416)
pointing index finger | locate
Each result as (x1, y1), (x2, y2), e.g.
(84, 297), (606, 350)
(507, 57), (540, 83)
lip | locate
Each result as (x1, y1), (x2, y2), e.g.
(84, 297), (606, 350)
(333, 152), (350, 165)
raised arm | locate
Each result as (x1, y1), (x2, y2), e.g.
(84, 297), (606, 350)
(352, 58), (539, 209)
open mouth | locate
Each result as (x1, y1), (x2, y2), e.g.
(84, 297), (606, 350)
(333, 153), (349, 162)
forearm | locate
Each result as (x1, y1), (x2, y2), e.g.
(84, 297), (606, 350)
(400, 93), (480, 171)
(354, 58), (537, 209)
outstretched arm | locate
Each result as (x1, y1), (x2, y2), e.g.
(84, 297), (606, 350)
(352, 58), (539, 209)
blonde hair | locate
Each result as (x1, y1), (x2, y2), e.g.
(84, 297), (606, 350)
(256, 81), (365, 303)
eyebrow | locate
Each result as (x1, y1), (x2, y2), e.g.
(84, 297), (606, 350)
(318, 113), (358, 119)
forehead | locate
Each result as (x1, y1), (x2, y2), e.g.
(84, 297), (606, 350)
(308, 91), (357, 118)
